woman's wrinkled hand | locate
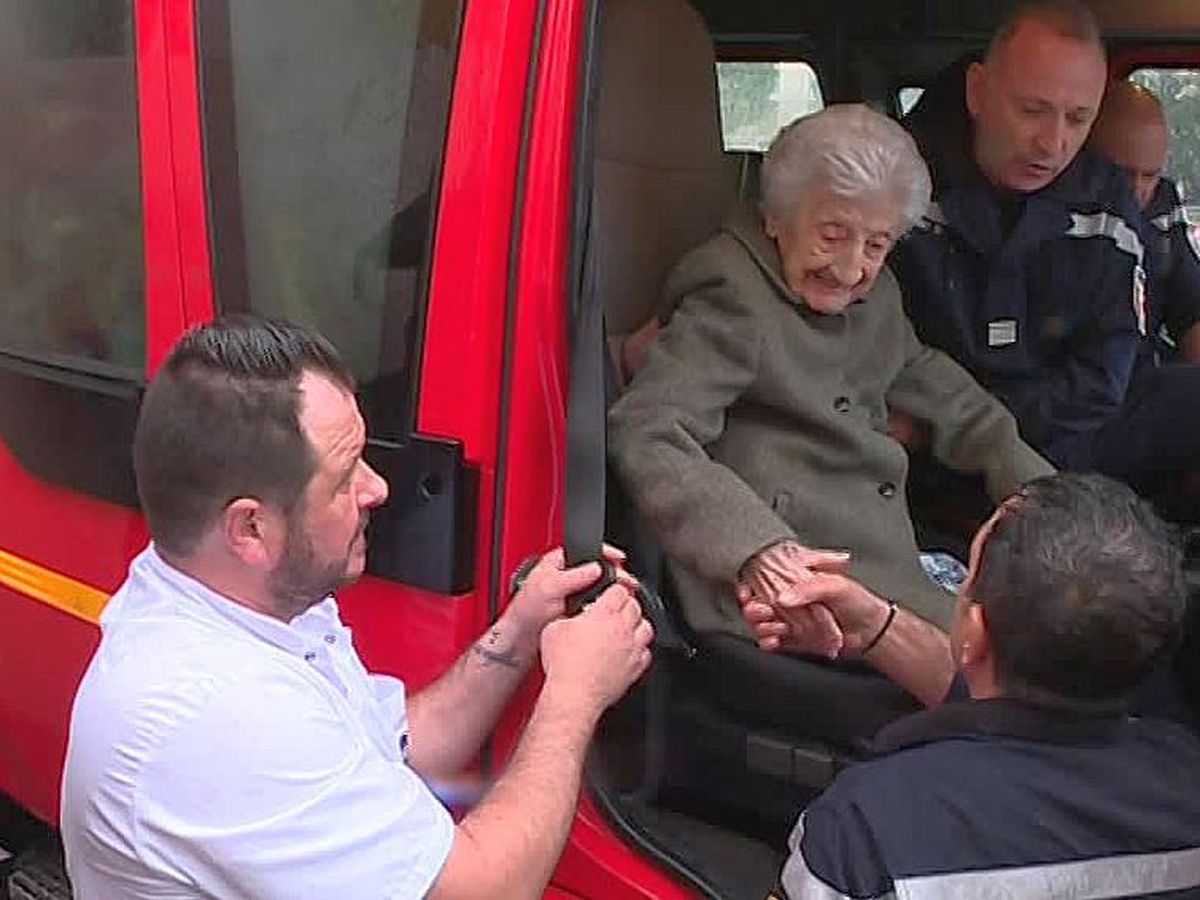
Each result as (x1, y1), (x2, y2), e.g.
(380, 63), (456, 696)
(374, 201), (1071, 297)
(736, 541), (850, 658)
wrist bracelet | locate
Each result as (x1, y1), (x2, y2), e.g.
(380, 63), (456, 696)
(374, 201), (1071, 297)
(861, 600), (897, 656)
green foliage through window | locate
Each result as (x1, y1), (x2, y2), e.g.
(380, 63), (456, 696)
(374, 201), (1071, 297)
(1130, 68), (1200, 204)
(716, 62), (824, 152)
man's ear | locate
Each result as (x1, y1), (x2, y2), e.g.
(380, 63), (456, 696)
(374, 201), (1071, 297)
(958, 601), (992, 671)
(965, 61), (986, 120)
(222, 497), (280, 570)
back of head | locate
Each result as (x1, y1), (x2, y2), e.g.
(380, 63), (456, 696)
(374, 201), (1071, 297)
(1094, 79), (1164, 133)
(986, 0), (1102, 64)
(973, 473), (1186, 708)
(134, 315), (354, 557)
(760, 103), (932, 232)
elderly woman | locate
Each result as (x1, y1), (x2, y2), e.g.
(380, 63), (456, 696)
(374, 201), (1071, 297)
(608, 104), (1052, 657)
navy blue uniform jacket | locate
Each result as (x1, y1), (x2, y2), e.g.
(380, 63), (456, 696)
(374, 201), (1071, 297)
(890, 58), (1146, 467)
(1143, 176), (1200, 362)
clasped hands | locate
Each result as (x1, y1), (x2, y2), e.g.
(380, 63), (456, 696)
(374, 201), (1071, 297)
(737, 540), (888, 660)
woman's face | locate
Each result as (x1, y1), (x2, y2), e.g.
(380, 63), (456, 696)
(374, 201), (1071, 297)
(765, 188), (901, 314)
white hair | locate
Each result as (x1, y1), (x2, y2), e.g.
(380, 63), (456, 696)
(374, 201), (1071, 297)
(760, 103), (932, 232)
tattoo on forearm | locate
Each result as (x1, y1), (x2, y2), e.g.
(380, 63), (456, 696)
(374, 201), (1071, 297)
(471, 628), (520, 669)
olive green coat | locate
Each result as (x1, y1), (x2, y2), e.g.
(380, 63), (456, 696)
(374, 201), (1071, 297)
(608, 209), (1053, 638)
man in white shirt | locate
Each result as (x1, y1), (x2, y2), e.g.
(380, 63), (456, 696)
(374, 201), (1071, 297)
(61, 315), (653, 899)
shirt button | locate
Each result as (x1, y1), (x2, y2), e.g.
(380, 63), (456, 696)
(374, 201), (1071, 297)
(324, 634), (336, 645)
(878, 481), (897, 499)
(833, 396), (851, 413)
(303, 650), (317, 662)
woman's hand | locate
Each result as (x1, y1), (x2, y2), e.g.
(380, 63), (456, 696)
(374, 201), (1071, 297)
(737, 541), (851, 658)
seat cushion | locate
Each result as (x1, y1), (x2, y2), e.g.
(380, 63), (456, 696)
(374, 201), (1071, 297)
(694, 632), (921, 749)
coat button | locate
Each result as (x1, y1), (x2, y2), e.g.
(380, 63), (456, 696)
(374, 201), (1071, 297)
(833, 396), (851, 413)
(878, 481), (897, 499)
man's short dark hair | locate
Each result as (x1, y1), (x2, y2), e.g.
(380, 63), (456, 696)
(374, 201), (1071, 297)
(986, 0), (1103, 63)
(973, 473), (1186, 708)
(133, 315), (355, 556)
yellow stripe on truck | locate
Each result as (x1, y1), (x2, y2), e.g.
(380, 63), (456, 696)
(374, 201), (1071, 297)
(0, 548), (108, 625)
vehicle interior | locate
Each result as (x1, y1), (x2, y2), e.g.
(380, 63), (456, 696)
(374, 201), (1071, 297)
(584, 1), (1200, 896)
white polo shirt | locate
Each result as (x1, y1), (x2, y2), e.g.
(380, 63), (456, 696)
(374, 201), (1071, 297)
(61, 545), (454, 899)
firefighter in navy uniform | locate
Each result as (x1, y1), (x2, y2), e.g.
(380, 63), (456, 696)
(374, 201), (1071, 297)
(1141, 177), (1200, 363)
(890, 1), (1200, 517)
(1090, 78), (1200, 366)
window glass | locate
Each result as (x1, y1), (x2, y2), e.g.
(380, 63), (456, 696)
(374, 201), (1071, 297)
(1129, 68), (1200, 204)
(716, 61), (824, 152)
(898, 86), (924, 116)
(197, 0), (461, 437)
(0, 0), (144, 377)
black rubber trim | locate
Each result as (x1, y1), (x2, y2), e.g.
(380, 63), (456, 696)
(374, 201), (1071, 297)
(0, 347), (142, 397)
(480, 0), (549, 776)
(585, 745), (726, 900)
(488, 0), (549, 624)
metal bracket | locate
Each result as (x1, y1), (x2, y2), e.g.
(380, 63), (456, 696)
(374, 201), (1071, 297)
(364, 435), (479, 594)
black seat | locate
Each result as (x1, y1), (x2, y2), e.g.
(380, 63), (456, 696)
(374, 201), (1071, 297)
(694, 633), (920, 749)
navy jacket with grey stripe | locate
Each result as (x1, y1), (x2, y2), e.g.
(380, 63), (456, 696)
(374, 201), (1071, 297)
(1143, 176), (1200, 363)
(889, 57), (1145, 468)
(782, 697), (1200, 899)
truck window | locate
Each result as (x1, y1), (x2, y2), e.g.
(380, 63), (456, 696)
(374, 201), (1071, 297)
(1129, 67), (1200, 205)
(715, 61), (824, 152)
(0, 0), (144, 507)
(0, 0), (144, 377)
(196, 0), (461, 438)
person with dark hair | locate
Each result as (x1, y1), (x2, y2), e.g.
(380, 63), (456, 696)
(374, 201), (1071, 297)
(740, 473), (1200, 898)
(891, 0), (1200, 517)
(61, 315), (654, 899)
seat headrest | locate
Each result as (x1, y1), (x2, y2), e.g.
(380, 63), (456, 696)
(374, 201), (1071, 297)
(593, 0), (735, 344)
(595, 0), (725, 171)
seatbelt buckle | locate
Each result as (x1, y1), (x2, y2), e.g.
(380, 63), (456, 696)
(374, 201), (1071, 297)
(565, 559), (617, 616)
(569, 560), (696, 658)
(635, 580), (696, 659)
(517, 554), (696, 659)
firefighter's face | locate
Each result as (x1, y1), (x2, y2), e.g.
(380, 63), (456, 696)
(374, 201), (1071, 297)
(1092, 112), (1167, 211)
(765, 187), (899, 315)
(966, 21), (1106, 194)
(268, 371), (388, 611)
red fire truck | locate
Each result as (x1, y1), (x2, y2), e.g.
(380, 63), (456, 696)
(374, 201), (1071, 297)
(1, 0), (1198, 896)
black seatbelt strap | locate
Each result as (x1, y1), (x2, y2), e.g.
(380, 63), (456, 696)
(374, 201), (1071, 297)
(559, 0), (690, 657)
(564, 209), (609, 571)
(563, 187), (693, 656)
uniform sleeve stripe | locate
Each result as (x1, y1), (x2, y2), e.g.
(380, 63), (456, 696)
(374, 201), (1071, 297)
(1066, 211), (1144, 265)
(894, 845), (1200, 899)
(1149, 205), (1190, 233)
(782, 814), (895, 900)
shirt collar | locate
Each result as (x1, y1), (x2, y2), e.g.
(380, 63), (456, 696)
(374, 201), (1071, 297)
(868, 695), (1128, 757)
(117, 543), (339, 660)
